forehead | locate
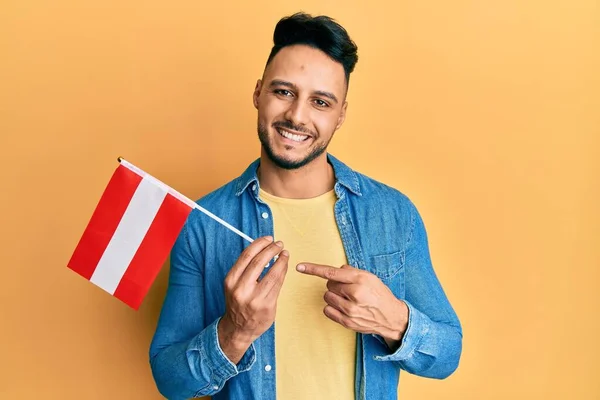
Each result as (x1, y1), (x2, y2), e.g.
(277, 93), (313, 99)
(264, 45), (346, 96)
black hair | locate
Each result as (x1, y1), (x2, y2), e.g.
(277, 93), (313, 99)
(265, 12), (359, 84)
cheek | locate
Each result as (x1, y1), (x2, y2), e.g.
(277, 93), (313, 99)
(313, 113), (340, 137)
(259, 97), (288, 121)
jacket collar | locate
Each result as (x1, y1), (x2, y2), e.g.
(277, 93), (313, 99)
(235, 153), (362, 197)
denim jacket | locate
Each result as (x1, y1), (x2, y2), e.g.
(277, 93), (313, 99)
(149, 154), (462, 400)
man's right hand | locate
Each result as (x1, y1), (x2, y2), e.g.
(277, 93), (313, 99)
(217, 236), (289, 364)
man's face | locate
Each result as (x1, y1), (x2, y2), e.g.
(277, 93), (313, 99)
(253, 44), (348, 170)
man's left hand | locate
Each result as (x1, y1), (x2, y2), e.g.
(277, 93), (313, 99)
(296, 263), (409, 350)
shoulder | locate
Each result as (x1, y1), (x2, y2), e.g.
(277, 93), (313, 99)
(195, 177), (240, 209)
(349, 166), (419, 219)
(357, 171), (410, 202)
(181, 169), (247, 239)
(193, 158), (259, 210)
(329, 153), (416, 212)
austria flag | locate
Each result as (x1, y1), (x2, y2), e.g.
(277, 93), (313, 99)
(67, 158), (194, 310)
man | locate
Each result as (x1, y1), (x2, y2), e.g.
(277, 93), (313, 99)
(150, 12), (462, 400)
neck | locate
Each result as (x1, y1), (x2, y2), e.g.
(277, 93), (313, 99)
(257, 152), (335, 199)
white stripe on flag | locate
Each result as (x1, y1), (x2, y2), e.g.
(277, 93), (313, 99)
(90, 177), (167, 294)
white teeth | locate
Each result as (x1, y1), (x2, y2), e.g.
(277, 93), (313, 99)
(279, 129), (308, 142)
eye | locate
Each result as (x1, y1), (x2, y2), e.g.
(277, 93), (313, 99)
(274, 89), (293, 97)
(314, 99), (330, 108)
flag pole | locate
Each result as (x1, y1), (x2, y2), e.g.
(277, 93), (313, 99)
(117, 157), (255, 244)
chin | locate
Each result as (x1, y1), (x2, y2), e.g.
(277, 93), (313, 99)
(266, 144), (328, 170)
(266, 152), (307, 170)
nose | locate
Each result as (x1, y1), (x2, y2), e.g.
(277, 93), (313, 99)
(283, 98), (309, 129)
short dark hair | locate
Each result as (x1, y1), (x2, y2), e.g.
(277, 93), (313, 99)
(265, 12), (359, 84)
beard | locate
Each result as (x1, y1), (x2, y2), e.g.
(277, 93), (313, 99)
(257, 121), (331, 170)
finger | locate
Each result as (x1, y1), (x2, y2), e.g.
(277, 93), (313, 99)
(327, 280), (367, 302)
(324, 291), (360, 318)
(228, 236), (274, 281)
(323, 305), (356, 330)
(296, 263), (358, 283)
(261, 250), (290, 300)
(239, 240), (285, 285)
(326, 280), (351, 298)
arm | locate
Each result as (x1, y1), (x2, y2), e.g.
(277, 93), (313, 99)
(148, 222), (256, 399)
(373, 202), (463, 379)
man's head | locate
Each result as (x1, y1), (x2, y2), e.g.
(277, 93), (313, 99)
(253, 13), (358, 170)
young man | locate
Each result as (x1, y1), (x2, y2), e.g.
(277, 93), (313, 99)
(150, 12), (462, 400)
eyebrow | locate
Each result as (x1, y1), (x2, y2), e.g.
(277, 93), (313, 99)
(269, 79), (339, 104)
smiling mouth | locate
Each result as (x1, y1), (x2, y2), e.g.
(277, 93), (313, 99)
(276, 127), (311, 143)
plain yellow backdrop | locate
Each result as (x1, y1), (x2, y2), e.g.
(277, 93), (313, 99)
(1, 0), (598, 399)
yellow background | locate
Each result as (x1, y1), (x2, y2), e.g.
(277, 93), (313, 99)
(1, 0), (598, 399)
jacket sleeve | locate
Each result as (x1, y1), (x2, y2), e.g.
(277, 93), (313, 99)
(149, 220), (256, 399)
(374, 201), (463, 379)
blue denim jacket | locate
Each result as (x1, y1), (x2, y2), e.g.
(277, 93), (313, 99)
(149, 154), (462, 400)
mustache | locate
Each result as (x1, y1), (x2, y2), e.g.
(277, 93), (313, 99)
(272, 121), (315, 137)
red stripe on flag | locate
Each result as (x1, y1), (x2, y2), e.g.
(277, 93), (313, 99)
(68, 165), (143, 280)
(113, 193), (193, 310)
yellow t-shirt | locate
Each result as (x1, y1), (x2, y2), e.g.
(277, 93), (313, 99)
(259, 188), (356, 400)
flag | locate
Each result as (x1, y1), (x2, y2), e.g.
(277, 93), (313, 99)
(67, 158), (195, 310)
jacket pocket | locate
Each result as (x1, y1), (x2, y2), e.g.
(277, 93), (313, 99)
(364, 250), (405, 281)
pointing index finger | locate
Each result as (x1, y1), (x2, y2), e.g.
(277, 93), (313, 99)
(296, 263), (357, 283)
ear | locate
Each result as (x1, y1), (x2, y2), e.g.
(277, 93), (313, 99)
(335, 101), (348, 130)
(253, 79), (262, 110)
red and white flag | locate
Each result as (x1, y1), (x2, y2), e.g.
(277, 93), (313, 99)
(67, 158), (197, 310)
(68, 158), (254, 310)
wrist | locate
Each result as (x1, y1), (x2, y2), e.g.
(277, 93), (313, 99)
(394, 299), (409, 335)
(217, 315), (253, 365)
(218, 315), (253, 349)
(381, 299), (409, 350)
